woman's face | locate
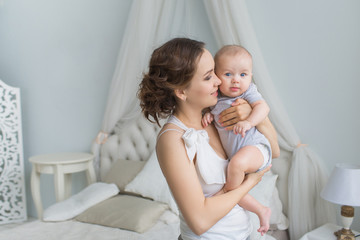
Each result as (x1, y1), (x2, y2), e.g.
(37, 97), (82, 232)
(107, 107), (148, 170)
(183, 49), (221, 109)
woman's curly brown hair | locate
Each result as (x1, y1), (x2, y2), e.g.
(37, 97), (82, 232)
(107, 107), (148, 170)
(138, 38), (205, 126)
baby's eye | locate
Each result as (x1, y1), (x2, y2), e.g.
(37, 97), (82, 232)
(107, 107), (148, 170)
(240, 73), (246, 77)
(225, 73), (231, 77)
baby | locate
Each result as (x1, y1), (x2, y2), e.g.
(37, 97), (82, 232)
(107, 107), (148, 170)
(202, 45), (272, 235)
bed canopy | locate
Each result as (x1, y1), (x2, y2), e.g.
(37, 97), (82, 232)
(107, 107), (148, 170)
(91, 0), (335, 239)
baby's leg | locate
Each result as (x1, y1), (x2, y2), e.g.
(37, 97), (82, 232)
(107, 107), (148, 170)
(239, 194), (271, 236)
(225, 146), (270, 235)
(224, 145), (264, 192)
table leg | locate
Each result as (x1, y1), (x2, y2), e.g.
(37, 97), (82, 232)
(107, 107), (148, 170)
(86, 161), (96, 185)
(54, 165), (65, 202)
(30, 164), (43, 220)
(64, 173), (72, 199)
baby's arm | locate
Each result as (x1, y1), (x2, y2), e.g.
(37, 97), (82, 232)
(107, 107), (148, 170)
(202, 110), (214, 127)
(247, 100), (270, 127)
(233, 100), (269, 137)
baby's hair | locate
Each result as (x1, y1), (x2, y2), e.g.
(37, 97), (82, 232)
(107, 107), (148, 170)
(138, 38), (205, 126)
(214, 45), (252, 67)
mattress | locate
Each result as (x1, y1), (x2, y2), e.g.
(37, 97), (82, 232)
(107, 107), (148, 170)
(0, 217), (279, 240)
(0, 218), (180, 240)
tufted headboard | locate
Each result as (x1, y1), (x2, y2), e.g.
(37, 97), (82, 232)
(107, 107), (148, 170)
(99, 116), (163, 180)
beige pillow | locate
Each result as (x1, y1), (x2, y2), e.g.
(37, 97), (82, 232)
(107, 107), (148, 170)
(76, 195), (169, 233)
(103, 159), (146, 191)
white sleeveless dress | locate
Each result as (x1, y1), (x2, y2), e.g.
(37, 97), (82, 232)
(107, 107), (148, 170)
(160, 116), (252, 240)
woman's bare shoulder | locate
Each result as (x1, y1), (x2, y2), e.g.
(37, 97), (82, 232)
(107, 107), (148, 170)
(157, 123), (185, 152)
(158, 123), (184, 139)
(156, 123), (191, 172)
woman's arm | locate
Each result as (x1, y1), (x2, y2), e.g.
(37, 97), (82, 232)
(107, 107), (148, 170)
(256, 116), (280, 158)
(218, 99), (280, 158)
(256, 117), (280, 158)
(156, 129), (269, 235)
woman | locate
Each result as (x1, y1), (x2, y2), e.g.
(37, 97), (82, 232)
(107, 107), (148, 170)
(138, 38), (280, 239)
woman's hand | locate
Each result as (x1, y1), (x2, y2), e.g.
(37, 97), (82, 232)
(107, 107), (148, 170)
(242, 165), (272, 188)
(219, 98), (252, 130)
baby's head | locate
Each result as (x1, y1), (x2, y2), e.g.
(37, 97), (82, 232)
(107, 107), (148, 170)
(214, 45), (253, 98)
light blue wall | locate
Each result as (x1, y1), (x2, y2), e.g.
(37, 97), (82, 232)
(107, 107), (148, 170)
(0, 0), (133, 218)
(246, 0), (360, 231)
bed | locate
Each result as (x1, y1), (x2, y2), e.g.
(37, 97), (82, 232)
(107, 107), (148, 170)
(0, 116), (292, 240)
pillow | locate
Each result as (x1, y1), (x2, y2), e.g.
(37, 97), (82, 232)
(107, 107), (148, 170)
(248, 171), (278, 240)
(75, 195), (169, 233)
(43, 182), (119, 221)
(158, 209), (179, 225)
(269, 185), (289, 230)
(125, 150), (179, 214)
(103, 159), (146, 192)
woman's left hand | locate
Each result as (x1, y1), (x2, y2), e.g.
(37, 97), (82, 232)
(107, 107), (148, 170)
(243, 165), (272, 188)
(218, 98), (252, 130)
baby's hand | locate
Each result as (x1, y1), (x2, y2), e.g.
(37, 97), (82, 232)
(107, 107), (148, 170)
(202, 112), (214, 127)
(233, 120), (252, 137)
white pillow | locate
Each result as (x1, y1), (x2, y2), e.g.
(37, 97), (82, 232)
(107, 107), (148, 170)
(125, 150), (179, 214)
(43, 182), (119, 221)
(269, 186), (289, 230)
(248, 171), (278, 240)
(159, 210), (179, 224)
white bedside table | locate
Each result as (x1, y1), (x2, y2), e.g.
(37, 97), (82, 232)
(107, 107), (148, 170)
(299, 223), (359, 240)
(29, 152), (96, 219)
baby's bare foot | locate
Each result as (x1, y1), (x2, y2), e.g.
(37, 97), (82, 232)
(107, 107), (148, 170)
(257, 206), (271, 236)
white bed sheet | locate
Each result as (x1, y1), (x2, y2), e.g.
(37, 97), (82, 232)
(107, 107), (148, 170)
(0, 218), (180, 240)
(0, 218), (277, 240)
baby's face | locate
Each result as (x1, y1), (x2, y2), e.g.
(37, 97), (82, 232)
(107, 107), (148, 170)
(216, 53), (253, 98)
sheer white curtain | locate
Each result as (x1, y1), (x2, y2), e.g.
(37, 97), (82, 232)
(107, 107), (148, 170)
(203, 0), (335, 239)
(91, 0), (192, 178)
